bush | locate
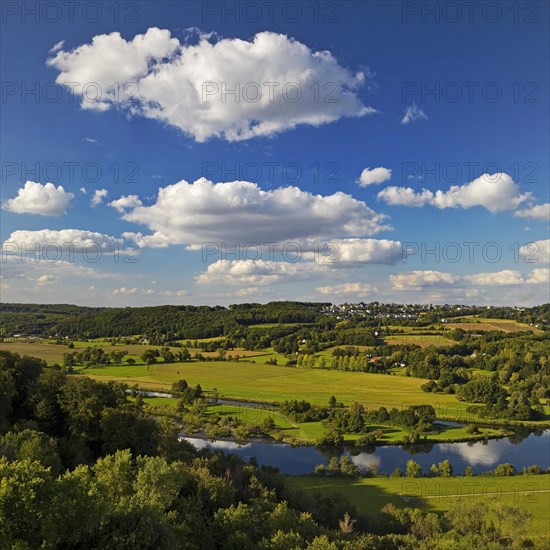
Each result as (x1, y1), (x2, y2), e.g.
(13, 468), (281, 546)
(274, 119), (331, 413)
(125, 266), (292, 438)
(494, 463), (516, 476)
(355, 433), (376, 446)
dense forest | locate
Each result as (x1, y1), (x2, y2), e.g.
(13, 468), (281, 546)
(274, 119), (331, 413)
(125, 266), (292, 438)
(1, 350), (545, 549)
(2, 302), (548, 340)
(0, 302), (326, 339)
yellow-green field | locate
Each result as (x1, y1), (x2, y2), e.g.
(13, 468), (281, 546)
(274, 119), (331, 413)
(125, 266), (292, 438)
(295, 474), (550, 539)
(0, 340), (172, 365)
(442, 316), (543, 334)
(78, 360), (469, 415)
(383, 334), (455, 347)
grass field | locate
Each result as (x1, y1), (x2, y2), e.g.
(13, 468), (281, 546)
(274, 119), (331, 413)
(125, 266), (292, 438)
(442, 316), (543, 334)
(0, 340), (179, 365)
(295, 474), (550, 538)
(78, 360), (471, 416)
(383, 334), (455, 348)
(134, 395), (505, 444)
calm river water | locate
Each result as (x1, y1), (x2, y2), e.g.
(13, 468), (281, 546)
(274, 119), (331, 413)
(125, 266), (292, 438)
(183, 429), (550, 475)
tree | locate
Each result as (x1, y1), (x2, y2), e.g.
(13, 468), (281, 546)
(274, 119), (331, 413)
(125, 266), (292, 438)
(338, 456), (359, 477)
(110, 350), (127, 365)
(338, 512), (356, 535)
(0, 429), (62, 476)
(100, 408), (158, 456)
(438, 459), (453, 477)
(494, 463), (516, 476)
(406, 460), (422, 478)
(141, 350), (158, 366)
(0, 458), (54, 548)
(171, 379), (188, 394)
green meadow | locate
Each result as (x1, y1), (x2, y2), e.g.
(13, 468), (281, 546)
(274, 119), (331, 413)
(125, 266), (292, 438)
(295, 474), (550, 539)
(79, 360), (468, 413)
(134, 396), (505, 445)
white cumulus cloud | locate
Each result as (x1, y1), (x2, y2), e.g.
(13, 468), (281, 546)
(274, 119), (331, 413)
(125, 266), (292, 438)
(310, 238), (402, 265)
(196, 259), (330, 285)
(514, 202), (550, 221)
(377, 173), (531, 213)
(108, 194), (143, 213)
(357, 166), (392, 187)
(465, 268), (549, 286)
(4, 181), (74, 216)
(520, 239), (550, 264)
(2, 229), (122, 253)
(390, 270), (459, 290)
(112, 287), (137, 296)
(117, 178), (390, 248)
(48, 28), (374, 142)
(91, 189), (108, 207)
(316, 282), (376, 296)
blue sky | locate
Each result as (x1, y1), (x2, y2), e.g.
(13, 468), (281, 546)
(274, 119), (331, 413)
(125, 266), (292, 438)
(1, 1), (549, 306)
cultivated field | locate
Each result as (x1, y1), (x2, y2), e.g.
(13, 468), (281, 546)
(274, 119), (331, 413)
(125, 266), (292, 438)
(383, 334), (455, 347)
(442, 316), (543, 334)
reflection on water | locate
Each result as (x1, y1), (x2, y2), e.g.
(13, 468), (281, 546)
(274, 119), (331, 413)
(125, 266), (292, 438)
(183, 429), (550, 476)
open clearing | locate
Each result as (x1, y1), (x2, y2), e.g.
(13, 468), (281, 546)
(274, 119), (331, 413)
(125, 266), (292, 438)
(295, 474), (550, 538)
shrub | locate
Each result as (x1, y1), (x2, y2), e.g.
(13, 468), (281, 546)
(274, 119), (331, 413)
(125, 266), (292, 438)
(494, 463), (516, 476)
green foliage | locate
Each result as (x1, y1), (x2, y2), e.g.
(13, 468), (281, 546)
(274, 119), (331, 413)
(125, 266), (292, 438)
(406, 460), (422, 478)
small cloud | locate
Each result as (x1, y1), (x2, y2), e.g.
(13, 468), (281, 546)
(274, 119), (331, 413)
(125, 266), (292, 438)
(36, 274), (57, 285)
(83, 137), (98, 143)
(91, 188), (108, 207)
(108, 194), (143, 213)
(357, 166), (392, 187)
(152, 175), (163, 179)
(49, 40), (65, 54)
(401, 103), (428, 125)
(112, 286), (137, 296)
(80, 187), (87, 194)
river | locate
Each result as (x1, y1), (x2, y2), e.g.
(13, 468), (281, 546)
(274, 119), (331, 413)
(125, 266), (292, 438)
(183, 429), (550, 475)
